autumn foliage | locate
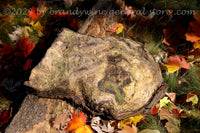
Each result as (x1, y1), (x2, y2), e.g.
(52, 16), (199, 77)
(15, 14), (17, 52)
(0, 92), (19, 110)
(65, 111), (93, 133)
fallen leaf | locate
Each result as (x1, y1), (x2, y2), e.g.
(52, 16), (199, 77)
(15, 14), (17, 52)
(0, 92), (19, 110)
(117, 125), (137, 133)
(151, 106), (159, 115)
(91, 116), (114, 133)
(64, 111), (86, 131)
(53, 109), (70, 129)
(16, 37), (35, 57)
(28, 7), (42, 21)
(164, 55), (190, 73)
(32, 21), (44, 31)
(185, 33), (200, 43)
(23, 59), (32, 71)
(120, 114), (144, 128)
(159, 108), (180, 133)
(0, 110), (11, 127)
(193, 41), (200, 49)
(166, 92), (176, 102)
(186, 93), (198, 105)
(116, 25), (124, 34)
(101, 122), (114, 133)
(75, 125), (93, 133)
(133, 114), (144, 126)
(91, 117), (102, 133)
(0, 43), (15, 55)
(159, 97), (170, 108)
(8, 26), (23, 42)
(23, 26), (33, 37)
(108, 23), (124, 34)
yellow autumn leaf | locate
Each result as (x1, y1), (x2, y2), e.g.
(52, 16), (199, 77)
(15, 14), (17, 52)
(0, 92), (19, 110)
(116, 25), (124, 34)
(23, 26), (33, 37)
(32, 21), (44, 31)
(120, 114), (144, 128)
(193, 41), (200, 49)
(75, 125), (93, 133)
(108, 23), (124, 34)
(133, 114), (144, 126)
(164, 64), (180, 73)
(159, 97), (170, 108)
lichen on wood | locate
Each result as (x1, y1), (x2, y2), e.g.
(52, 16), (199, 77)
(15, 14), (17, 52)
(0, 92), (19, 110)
(25, 28), (166, 120)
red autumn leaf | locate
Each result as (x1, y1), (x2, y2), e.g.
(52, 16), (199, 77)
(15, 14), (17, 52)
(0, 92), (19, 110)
(151, 106), (159, 115)
(165, 55), (190, 73)
(23, 58), (32, 70)
(16, 37), (35, 58)
(28, 7), (42, 21)
(69, 17), (78, 30)
(0, 43), (15, 55)
(171, 109), (180, 116)
(65, 111), (86, 131)
(0, 110), (11, 127)
(108, 23), (123, 33)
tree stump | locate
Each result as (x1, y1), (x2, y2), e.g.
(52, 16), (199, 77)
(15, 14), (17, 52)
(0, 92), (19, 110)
(24, 28), (167, 120)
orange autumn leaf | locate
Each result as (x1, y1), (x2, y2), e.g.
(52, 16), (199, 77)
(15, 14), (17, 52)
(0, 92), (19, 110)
(75, 125), (93, 133)
(164, 55), (190, 73)
(185, 33), (200, 43)
(108, 23), (124, 34)
(28, 7), (42, 21)
(65, 111), (86, 131)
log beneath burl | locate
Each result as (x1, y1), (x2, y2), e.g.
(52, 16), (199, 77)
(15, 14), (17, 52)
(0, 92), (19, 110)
(5, 95), (81, 133)
(24, 28), (167, 120)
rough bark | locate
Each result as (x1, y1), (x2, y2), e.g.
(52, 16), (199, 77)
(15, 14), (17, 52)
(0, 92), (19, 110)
(78, 0), (124, 38)
(5, 95), (81, 133)
(24, 28), (167, 120)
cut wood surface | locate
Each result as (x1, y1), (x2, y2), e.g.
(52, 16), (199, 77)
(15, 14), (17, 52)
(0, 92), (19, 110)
(24, 28), (167, 120)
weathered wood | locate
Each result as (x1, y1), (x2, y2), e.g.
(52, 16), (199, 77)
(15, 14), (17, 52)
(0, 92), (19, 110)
(5, 95), (81, 133)
(24, 28), (166, 120)
(78, 0), (124, 38)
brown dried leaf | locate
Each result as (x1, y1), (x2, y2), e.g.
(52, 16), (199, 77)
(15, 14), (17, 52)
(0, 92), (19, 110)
(53, 109), (70, 129)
